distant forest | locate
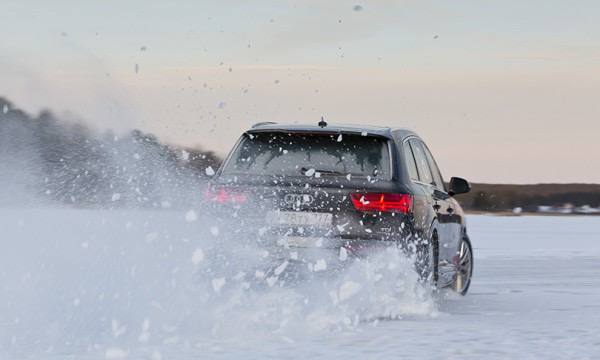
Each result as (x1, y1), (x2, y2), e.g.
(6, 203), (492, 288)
(459, 183), (600, 212)
(0, 97), (220, 208)
(1, 96), (599, 211)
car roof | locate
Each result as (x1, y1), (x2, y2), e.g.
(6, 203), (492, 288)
(246, 122), (418, 140)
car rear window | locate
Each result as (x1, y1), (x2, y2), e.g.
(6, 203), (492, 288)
(222, 132), (391, 179)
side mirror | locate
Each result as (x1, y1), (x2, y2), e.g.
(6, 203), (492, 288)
(449, 177), (471, 196)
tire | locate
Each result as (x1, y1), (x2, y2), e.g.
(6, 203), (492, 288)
(414, 232), (438, 289)
(453, 236), (473, 295)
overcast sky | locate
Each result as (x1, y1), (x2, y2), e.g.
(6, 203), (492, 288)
(2, 0), (599, 183)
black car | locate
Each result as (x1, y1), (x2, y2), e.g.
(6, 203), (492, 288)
(207, 121), (473, 294)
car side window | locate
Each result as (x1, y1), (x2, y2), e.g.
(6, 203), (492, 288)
(403, 141), (419, 181)
(409, 139), (433, 185)
(421, 142), (445, 190)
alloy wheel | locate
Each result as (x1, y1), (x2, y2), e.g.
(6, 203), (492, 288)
(454, 238), (473, 295)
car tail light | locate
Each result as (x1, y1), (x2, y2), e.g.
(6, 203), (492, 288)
(205, 187), (248, 204)
(350, 193), (413, 214)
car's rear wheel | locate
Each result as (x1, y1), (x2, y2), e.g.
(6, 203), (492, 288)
(413, 231), (438, 290)
(453, 237), (473, 295)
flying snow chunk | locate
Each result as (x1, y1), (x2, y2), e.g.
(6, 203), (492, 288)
(145, 232), (159, 242)
(191, 248), (204, 265)
(266, 276), (277, 287)
(181, 150), (190, 161)
(274, 260), (289, 276)
(205, 166), (215, 176)
(313, 259), (327, 272)
(233, 271), (246, 280)
(337, 134), (343, 142)
(212, 277), (226, 293)
(346, 174), (352, 181)
(210, 226), (219, 236)
(105, 347), (128, 359)
(339, 281), (362, 302)
(138, 319), (150, 343)
(339, 247), (348, 261)
(185, 210), (198, 222)
(111, 193), (121, 202)
(304, 168), (316, 177)
(111, 319), (127, 338)
(2, 104), (8, 113)
(361, 131), (368, 136)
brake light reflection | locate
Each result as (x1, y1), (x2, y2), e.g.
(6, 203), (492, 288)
(205, 187), (248, 204)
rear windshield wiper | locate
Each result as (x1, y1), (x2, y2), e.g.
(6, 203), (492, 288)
(300, 167), (346, 176)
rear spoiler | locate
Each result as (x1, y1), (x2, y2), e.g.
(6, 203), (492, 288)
(245, 128), (392, 140)
(251, 121), (277, 128)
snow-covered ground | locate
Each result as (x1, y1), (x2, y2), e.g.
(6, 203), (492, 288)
(1, 209), (599, 359)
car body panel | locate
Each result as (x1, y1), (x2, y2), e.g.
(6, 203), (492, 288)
(210, 122), (470, 286)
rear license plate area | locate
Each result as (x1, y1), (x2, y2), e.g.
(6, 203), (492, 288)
(266, 211), (333, 228)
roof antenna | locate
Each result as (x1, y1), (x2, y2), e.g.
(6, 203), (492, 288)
(318, 116), (327, 128)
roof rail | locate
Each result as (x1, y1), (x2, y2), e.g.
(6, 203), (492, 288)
(251, 121), (277, 128)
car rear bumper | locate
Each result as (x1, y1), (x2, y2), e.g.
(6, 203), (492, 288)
(258, 234), (408, 261)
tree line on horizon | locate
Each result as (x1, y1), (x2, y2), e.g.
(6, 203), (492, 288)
(458, 183), (600, 212)
(2, 96), (599, 211)
(0, 97), (220, 208)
